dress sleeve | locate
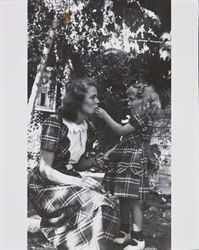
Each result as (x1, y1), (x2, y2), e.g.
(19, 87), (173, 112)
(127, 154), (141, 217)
(40, 115), (61, 152)
(129, 112), (148, 132)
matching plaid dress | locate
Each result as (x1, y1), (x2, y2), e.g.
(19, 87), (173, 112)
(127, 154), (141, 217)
(103, 111), (154, 200)
(28, 114), (120, 250)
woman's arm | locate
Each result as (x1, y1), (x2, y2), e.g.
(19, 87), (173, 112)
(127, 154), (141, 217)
(95, 107), (135, 136)
(39, 150), (102, 190)
(39, 149), (82, 186)
(73, 154), (93, 171)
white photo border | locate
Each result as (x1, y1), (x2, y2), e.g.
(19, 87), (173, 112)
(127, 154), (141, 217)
(0, 0), (199, 249)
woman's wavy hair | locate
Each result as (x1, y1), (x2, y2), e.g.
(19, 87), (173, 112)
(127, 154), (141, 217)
(126, 82), (162, 119)
(57, 77), (97, 121)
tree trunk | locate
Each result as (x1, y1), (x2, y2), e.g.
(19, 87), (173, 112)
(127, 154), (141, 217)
(27, 18), (59, 126)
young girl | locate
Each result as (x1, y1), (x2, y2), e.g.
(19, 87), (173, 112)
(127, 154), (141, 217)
(95, 82), (161, 250)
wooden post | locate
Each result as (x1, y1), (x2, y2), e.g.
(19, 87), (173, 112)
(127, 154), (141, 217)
(27, 18), (59, 125)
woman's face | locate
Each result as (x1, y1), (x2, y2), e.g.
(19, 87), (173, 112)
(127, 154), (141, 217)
(80, 86), (99, 116)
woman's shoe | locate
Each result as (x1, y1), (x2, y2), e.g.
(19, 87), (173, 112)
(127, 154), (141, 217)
(123, 239), (145, 250)
(113, 230), (131, 244)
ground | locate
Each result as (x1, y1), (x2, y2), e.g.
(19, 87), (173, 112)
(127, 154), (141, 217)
(28, 190), (171, 250)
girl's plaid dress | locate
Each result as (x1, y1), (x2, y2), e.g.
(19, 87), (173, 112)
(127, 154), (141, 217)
(103, 111), (155, 200)
(28, 115), (120, 250)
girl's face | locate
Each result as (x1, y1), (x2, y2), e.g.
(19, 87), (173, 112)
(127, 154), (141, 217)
(80, 86), (99, 116)
(127, 88), (138, 109)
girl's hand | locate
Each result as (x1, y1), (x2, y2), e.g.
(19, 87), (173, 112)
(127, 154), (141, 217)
(95, 107), (108, 120)
(103, 151), (111, 161)
(104, 145), (117, 161)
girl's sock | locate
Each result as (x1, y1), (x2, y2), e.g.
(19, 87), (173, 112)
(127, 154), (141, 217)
(121, 223), (130, 233)
(132, 231), (144, 241)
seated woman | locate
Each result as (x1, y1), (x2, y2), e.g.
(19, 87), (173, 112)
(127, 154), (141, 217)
(28, 77), (120, 250)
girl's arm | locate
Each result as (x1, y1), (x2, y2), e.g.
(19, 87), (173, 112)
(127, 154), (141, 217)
(104, 145), (117, 160)
(39, 149), (83, 186)
(95, 107), (135, 136)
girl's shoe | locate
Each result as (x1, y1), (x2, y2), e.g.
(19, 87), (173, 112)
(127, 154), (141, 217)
(113, 231), (131, 244)
(123, 239), (145, 250)
(131, 231), (145, 250)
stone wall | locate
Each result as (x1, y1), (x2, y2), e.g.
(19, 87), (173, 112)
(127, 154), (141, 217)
(150, 107), (171, 195)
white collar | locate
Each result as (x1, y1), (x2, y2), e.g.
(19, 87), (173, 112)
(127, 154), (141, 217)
(63, 119), (88, 134)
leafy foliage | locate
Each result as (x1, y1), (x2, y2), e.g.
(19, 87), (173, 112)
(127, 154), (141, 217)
(28, 0), (171, 160)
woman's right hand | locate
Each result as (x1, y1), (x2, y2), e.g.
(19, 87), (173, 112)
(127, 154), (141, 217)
(81, 177), (104, 192)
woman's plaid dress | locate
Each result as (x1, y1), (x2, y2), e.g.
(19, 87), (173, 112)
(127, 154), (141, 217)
(103, 111), (155, 200)
(28, 115), (120, 250)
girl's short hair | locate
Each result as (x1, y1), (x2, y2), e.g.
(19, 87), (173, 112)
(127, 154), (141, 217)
(57, 77), (97, 121)
(126, 82), (161, 119)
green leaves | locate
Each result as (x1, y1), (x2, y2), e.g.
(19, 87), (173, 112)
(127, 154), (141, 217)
(28, 0), (171, 120)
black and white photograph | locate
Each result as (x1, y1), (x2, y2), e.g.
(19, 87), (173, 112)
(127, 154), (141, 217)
(2, 0), (199, 250)
(27, 1), (171, 250)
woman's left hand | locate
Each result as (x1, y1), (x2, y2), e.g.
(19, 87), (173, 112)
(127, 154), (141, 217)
(92, 153), (106, 168)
